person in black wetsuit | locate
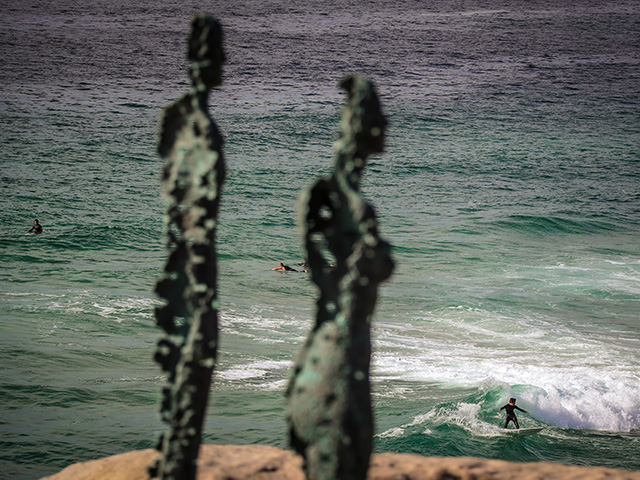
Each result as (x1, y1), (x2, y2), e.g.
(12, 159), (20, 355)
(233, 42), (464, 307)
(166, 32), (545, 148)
(28, 219), (43, 234)
(272, 263), (297, 272)
(499, 397), (530, 429)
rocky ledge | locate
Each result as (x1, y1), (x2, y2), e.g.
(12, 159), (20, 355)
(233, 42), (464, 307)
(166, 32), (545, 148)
(43, 444), (640, 480)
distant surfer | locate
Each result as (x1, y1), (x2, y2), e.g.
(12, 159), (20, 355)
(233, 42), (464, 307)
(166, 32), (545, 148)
(273, 263), (297, 272)
(28, 219), (43, 234)
(499, 397), (530, 429)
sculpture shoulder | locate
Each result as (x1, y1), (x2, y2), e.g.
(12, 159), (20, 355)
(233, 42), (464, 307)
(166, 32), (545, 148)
(157, 94), (223, 157)
(158, 95), (193, 158)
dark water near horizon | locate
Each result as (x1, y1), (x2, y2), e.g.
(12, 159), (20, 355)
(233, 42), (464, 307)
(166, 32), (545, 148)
(1, 0), (639, 478)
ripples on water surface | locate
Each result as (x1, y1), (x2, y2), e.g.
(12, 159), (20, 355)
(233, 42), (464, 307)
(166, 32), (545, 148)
(1, 0), (639, 478)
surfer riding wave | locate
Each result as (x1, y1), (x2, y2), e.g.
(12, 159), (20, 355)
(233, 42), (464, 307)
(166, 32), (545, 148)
(499, 397), (530, 429)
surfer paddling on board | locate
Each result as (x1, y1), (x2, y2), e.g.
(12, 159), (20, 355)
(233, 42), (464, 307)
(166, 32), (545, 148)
(272, 263), (297, 272)
(499, 397), (530, 429)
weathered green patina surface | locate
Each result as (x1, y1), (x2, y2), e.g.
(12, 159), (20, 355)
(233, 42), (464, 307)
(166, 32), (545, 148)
(151, 14), (225, 480)
(286, 75), (394, 480)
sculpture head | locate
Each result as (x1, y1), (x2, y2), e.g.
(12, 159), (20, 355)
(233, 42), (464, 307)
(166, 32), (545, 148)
(187, 14), (225, 90)
(339, 75), (387, 156)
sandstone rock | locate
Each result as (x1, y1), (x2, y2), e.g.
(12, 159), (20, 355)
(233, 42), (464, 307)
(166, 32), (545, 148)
(43, 444), (640, 480)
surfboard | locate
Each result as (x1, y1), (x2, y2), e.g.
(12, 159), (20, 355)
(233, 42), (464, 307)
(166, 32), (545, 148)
(503, 427), (543, 436)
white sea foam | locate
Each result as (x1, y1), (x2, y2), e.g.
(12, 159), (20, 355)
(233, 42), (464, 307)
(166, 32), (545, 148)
(523, 376), (640, 431)
(43, 294), (157, 323)
(217, 359), (292, 382)
(371, 305), (640, 432)
(3, 292), (62, 297)
(377, 427), (405, 438)
(254, 379), (288, 391)
(374, 355), (640, 432)
(220, 306), (309, 343)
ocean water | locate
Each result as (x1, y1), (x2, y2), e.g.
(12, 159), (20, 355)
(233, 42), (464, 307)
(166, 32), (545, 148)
(1, 0), (639, 478)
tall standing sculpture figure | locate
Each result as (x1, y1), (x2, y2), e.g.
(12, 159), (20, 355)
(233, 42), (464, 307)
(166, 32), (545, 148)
(286, 75), (394, 480)
(151, 14), (225, 480)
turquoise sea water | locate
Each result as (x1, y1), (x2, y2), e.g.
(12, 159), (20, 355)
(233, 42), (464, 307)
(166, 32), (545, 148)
(1, 1), (639, 478)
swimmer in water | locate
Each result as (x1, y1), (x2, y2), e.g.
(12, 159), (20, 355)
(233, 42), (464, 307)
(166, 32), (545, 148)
(28, 219), (43, 234)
